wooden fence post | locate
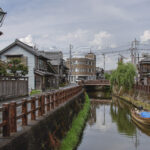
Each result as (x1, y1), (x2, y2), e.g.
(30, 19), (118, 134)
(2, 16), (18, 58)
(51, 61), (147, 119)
(38, 96), (42, 117)
(10, 101), (17, 132)
(58, 91), (61, 105)
(51, 93), (54, 109)
(31, 97), (36, 120)
(2, 103), (10, 137)
(65, 90), (67, 101)
(22, 99), (28, 126)
(41, 95), (45, 115)
(62, 90), (64, 103)
(54, 92), (57, 107)
(47, 94), (50, 111)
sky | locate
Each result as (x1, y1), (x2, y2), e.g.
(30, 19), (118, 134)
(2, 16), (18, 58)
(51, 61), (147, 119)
(1, 0), (150, 70)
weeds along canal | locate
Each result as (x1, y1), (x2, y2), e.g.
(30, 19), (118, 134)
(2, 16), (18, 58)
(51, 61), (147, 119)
(77, 92), (150, 150)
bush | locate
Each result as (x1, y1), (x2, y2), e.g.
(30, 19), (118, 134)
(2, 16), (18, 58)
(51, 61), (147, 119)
(7, 59), (28, 77)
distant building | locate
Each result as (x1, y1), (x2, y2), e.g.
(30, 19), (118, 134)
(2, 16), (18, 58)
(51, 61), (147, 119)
(66, 52), (96, 83)
(0, 39), (58, 91)
(96, 67), (104, 79)
(39, 51), (69, 84)
(138, 54), (150, 85)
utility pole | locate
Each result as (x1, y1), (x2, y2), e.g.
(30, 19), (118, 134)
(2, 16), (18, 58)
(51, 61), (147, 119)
(69, 44), (73, 82)
(0, 8), (7, 36)
(130, 38), (139, 66)
(102, 53), (105, 72)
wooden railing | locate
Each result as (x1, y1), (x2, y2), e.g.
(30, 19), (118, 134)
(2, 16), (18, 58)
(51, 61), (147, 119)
(81, 79), (110, 85)
(134, 84), (150, 93)
(0, 86), (82, 137)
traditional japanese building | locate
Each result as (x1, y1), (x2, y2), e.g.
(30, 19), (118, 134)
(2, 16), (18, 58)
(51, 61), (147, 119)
(39, 51), (69, 84)
(138, 54), (150, 85)
(0, 39), (58, 91)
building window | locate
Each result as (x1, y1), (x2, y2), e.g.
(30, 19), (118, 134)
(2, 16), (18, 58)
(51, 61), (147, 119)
(75, 68), (79, 72)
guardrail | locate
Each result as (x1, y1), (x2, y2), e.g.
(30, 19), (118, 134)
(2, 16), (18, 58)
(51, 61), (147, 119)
(0, 86), (82, 137)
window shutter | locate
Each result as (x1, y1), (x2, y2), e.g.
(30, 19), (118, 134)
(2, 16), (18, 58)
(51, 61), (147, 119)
(21, 56), (28, 66)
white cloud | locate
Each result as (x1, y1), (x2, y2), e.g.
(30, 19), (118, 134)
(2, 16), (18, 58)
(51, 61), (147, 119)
(58, 29), (89, 43)
(19, 35), (34, 46)
(90, 31), (116, 49)
(140, 30), (150, 43)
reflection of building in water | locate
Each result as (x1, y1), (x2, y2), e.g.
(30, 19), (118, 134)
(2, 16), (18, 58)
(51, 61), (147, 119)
(88, 102), (97, 126)
(88, 101), (109, 126)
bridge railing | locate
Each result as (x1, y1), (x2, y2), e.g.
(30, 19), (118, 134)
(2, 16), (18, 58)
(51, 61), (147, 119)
(0, 85), (82, 137)
(82, 79), (110, 85)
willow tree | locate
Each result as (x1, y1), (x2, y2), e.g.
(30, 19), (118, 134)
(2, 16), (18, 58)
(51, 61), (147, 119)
(110, 62), (136, 92)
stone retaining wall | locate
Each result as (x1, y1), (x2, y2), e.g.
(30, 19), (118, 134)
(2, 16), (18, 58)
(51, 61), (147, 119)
(0, 90), (85, 150)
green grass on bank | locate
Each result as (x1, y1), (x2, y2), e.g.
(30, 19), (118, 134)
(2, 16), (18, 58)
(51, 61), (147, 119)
(30, 89), (41, 96)
(59, 83), (68, 87)
(60, 93), (90, 150)
(120, 95), (150, 111)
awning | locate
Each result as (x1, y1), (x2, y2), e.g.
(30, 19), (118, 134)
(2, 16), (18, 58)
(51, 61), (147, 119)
(34, 70), (57, 76)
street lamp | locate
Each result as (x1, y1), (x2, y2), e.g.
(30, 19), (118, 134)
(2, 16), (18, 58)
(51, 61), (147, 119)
(0, 8), (7, 36)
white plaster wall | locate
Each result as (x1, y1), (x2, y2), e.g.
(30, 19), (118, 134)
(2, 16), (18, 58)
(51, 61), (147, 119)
(0, 45), (35, 91)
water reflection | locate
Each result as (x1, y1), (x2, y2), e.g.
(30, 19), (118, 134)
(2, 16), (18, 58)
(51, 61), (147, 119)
(77, 97), (150, 150)
(111, 97), (136, 137)
(87, 90), (111, 99)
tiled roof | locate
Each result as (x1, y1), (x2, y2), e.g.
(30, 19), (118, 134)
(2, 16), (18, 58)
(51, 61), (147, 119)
(140, 57), (150, 64)
(0, 39), (49, 60)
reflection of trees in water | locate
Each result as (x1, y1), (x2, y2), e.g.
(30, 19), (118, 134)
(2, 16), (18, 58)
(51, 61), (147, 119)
(110, 99), (136, 137)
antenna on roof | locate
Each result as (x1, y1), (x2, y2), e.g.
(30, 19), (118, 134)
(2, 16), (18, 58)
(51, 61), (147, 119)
(33, 44), (38, 51)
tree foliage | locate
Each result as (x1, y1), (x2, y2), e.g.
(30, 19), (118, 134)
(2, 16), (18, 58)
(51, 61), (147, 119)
(7, 59), (28, 77)
(110, 62), (136, 90)
(104, 72), (111, 80)
(0, 60), (7, 76)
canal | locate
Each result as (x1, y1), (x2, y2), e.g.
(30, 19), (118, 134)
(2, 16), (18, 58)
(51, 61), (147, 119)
(77, 95), (150, 150)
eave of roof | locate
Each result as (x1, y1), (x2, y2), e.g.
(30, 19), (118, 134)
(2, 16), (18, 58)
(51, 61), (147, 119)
(0, 39), (50, 60)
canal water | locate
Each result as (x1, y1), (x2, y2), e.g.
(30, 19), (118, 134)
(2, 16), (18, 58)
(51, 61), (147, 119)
(77, 96), (150, 150)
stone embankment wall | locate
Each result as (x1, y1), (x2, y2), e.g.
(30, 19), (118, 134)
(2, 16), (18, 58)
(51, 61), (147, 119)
(0, 90), (85, 150)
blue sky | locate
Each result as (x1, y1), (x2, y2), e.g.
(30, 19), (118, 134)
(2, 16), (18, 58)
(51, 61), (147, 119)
(1, 0), (150, 69)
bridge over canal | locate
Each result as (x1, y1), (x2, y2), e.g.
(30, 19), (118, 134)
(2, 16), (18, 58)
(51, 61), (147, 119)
(81, 79), (110, 86)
